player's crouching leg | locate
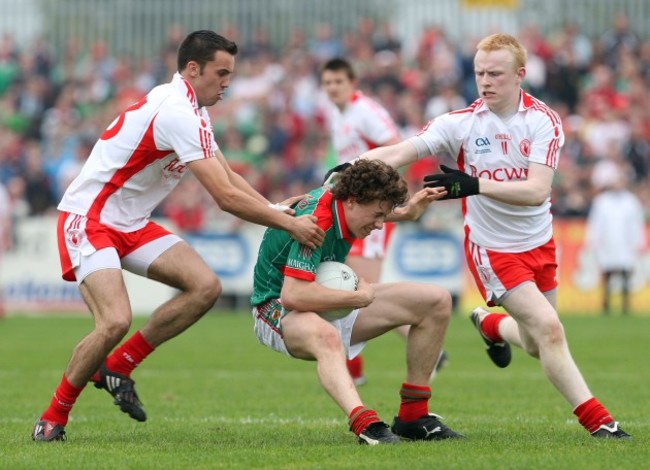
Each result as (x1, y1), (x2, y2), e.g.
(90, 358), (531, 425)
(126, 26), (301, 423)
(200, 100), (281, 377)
(385, 283), (464, 441)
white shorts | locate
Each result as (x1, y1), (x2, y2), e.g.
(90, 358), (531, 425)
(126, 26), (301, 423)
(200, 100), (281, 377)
(251, 298), (366, 359)
(57, 212), (182, 284)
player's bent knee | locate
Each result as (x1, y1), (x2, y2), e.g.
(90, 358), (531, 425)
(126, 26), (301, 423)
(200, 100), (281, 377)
(426, 287), (453, 322)
(191, 274), (222, 309)
(535, 317), (566, 348)
(98, 316), (132, 342)
(282, 314), (342, 358)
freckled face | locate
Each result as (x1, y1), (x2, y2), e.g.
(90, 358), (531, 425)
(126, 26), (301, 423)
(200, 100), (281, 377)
(474, 48), (524, 115)
(344, 199), (393, 239)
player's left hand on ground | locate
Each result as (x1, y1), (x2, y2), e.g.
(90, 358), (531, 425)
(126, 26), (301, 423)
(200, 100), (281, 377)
(322, 162), (352, 186)
(423, 165), (479, 200)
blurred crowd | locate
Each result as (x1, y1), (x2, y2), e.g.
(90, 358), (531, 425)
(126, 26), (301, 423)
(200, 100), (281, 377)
(1, 14), (649, 236)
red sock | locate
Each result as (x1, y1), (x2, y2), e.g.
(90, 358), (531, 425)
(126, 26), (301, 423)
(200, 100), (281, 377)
(40, 375), (85, 426)
(573, 397), (614, 433)
(398, 383), (431, 422)
(104, 331), (154, 377)
(348, 406), (380, 435)
(481, 313), (507, 342)
(346, 355), (364, 380)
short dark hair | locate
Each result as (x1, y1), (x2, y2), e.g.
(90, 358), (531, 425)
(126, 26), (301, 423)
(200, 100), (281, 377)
(320, 57), (356, 81)
(177, 30), (238, 72)
(330, 159), (408, 208)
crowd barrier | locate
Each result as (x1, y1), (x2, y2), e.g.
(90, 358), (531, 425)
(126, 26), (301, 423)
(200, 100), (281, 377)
(1, 217), (648, 315)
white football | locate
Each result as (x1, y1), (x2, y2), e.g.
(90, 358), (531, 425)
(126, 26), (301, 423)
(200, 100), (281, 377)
(314, 261), (359, 321)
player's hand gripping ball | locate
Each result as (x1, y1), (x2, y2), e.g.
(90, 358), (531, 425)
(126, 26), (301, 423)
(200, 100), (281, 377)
(314, 261), (359, 321)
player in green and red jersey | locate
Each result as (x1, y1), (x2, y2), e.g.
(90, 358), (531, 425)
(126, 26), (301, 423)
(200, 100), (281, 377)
(251, 159), (463, 445)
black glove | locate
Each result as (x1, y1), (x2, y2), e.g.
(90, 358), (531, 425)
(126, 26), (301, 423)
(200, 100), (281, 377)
(322, 162), (352, 185)
(423, 165), (479, 200)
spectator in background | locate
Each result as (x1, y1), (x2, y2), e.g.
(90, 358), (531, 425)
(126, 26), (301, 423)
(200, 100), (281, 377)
(0, 180), (11, 317)
(309, 23), (344, 62)
(599, 13), (640, 71)
(587, 161), (646, 315)
(20, 139), (57, 215)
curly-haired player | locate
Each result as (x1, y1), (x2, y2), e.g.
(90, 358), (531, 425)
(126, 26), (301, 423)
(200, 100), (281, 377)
(250, 159), (463, 444)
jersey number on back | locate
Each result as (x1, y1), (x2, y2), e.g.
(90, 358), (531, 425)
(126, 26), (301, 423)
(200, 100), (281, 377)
(101, 97), (149, 141)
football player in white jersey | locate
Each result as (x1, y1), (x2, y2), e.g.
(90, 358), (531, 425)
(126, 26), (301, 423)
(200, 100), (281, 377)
(358, 34), (630, 439)
(320, 58), (447, 386)
(32, 30), (325, 442)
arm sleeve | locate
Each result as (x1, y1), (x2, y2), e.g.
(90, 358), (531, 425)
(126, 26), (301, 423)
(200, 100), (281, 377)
(283, 242), (323, 282)
(360, 101), (400, 144)
(528, 114), (564, 170)
(413, 114), (462, 160)
(155, 102), (218, 164)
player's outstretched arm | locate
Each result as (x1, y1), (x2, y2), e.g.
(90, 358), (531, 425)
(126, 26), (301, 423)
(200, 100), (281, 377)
(359, 140), (420, 170)
(388, 187), (447, 222)
(477, 163), (554, 206)
(188, 158), (324, 248)
(212, 148), (270, 204)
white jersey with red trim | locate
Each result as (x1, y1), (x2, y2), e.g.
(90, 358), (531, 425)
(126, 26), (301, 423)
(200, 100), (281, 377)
(413, 91), (563, 252)
(58, 73), (217, 232)
(324, 91), (400, 164)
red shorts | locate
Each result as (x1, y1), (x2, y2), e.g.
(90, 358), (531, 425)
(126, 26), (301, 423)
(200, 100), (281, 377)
(57, 212), (174, 282)
(465, 237), (558, 306)
(348, 222), (395, 259)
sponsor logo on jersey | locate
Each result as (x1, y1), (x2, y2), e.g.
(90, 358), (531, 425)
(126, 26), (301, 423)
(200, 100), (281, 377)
(162, 158), (186, 179)
(286, 259), (313, 271)
(468, 165), (528, 181)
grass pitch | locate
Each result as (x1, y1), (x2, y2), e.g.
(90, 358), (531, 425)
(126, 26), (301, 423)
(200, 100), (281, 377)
(0, 312), (647, 469)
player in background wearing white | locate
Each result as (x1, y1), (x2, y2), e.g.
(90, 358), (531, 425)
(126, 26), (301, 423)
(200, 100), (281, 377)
(586, 162), (646, 315)
(359, 33), (630, 439)
(320, 58), (445, 385)
(32, 30), (325, 442)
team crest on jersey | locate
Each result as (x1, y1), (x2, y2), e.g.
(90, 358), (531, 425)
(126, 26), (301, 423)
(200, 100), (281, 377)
(297, 196), (312, 210)
(66, 229), (83, 248)
(519, 139), (531, 157)
(478, 266), (491, 283)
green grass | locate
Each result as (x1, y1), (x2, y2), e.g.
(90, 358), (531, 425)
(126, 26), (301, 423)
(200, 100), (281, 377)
(0, 312), (647, 469)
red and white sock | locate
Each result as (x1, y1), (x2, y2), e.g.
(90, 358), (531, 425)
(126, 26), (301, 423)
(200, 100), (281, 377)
(40, 374), (85, 426)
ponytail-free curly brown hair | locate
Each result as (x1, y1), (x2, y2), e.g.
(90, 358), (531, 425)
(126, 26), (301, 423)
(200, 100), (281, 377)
(330, 159), (408, 209)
